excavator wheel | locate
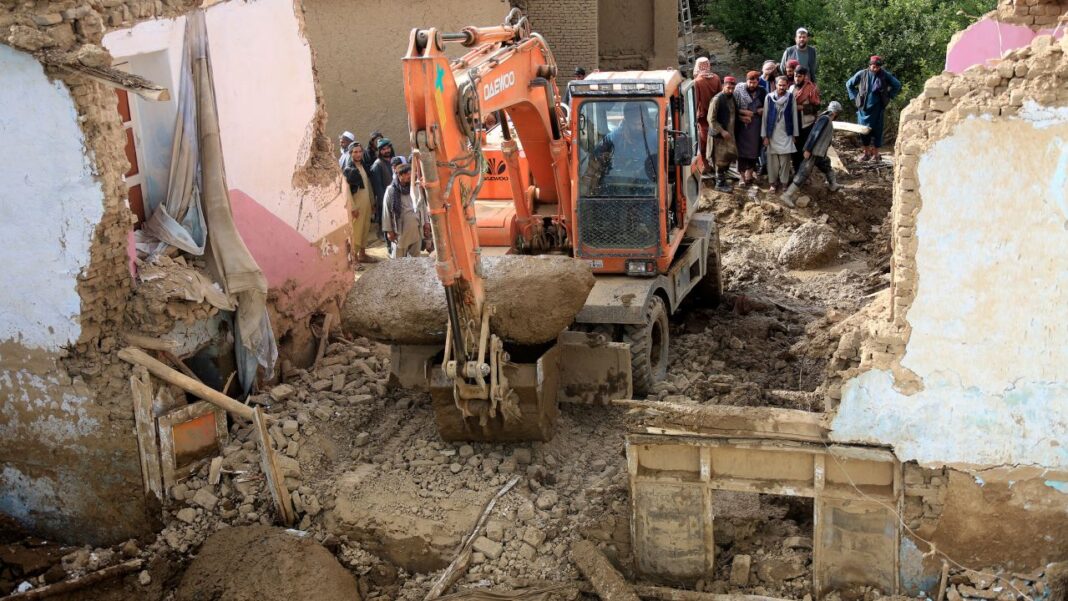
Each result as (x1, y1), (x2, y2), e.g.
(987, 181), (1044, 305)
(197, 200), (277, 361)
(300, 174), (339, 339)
(623, 295), (669, 397)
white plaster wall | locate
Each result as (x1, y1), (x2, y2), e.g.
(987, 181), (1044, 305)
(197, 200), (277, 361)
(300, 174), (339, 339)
(104, 17), (185, 209)
(0, 45), (104, 349)
(102, 0), (348, 243)
(205, 0), (348, 242)
(832, 114), (1068, 470)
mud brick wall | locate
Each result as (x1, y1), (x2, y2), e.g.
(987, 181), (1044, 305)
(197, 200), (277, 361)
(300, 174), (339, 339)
(996, 0), (1068, 26)
(826, 31), (1068, 572)
(512, 0), (598, 85)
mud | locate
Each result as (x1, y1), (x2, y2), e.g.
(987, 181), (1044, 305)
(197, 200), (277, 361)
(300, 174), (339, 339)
(342, 255), (595, 345)
(175, 525), (361, 601)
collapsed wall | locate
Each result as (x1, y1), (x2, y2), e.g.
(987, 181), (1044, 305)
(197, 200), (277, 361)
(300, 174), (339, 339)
(0, 0), (353, 544)
(825, 7), (1068, 584)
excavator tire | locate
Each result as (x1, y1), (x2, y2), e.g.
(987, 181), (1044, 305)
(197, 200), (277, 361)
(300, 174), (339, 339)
(623, 295), (669, 397)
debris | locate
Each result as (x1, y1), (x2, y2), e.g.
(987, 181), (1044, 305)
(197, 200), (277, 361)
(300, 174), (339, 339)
(423, 475), (521, 600)
(174, 526), (360, 601)
(117, 347), (261, 422)
(730, 554), (752, 586)
(777, 222), (840, 269)
(937, 560), (950, 601)
(314, 313), (334, 368)
(2, 559), (143, 600)
(571, 539), (641, 601)
(253, 407), (295, 526)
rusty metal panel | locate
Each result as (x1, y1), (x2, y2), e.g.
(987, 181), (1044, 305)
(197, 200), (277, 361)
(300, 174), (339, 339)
(631, 481), (711, 582)
(814, 497), (898, 595)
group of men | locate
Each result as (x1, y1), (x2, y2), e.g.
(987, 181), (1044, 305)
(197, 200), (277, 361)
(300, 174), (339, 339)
(696, 27), (901, 204)
(337, 131), (432, 268)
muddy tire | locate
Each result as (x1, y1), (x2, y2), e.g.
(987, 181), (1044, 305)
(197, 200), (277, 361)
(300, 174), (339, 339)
(623, 295), (669, 397)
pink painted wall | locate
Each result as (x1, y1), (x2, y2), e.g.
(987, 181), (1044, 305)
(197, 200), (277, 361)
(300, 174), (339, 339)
(946, 17), (1064, 73)
(105, 0), (354, 334)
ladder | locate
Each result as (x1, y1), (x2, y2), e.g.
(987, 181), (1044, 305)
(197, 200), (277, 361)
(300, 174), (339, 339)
(679, 0), (697, 71)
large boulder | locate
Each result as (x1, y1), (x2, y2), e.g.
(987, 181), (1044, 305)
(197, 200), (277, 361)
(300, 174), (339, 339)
(175, 526), (361, 601)
(777, 222), (840, 269)
(342, 255), (595, 345)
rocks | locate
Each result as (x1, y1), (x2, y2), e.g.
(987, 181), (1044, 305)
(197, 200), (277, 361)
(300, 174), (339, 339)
(535, 490), (558, 510)
(138, 570), (152, 586)
(176, 508), (198, 524)
(269, 384), (296, 402)
(756, 556), (807, 583)
(192, 489), (218, 511)
(472, 536), (503, 560)
(730, 554), (752, 586)
(778, 222), (840, 269)
(783, 536), (813, 551)
(342, 255), (595, 345)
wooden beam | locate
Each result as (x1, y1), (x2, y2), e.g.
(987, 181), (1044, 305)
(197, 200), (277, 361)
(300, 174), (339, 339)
(313, 313), (333, 369)
(117, 347), (260, 422)
(124, 333), (179, 353)
(571, 540), (641, 601)
(3, 559), (143, 599)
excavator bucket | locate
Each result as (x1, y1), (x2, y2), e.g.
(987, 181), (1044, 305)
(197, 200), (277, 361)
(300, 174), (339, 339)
(557, 331), (632, 404)
(387, 330), (631, 442)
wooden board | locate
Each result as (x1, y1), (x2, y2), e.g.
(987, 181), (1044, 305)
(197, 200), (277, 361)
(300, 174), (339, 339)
(254, 407), (295, 526)
(130, 368), (163, 501)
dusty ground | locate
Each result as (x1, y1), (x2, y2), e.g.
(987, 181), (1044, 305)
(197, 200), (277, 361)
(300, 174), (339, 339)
(2, 146), (1048, 601)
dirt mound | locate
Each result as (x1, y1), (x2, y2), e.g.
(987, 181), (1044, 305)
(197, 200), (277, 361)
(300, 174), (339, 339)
(342, 255), (594, 345)
(175, 526), (361, 601)
(777, 222), (840, 269)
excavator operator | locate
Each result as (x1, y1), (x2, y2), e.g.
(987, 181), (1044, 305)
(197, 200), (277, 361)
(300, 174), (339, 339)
(585, 102), (659, 197)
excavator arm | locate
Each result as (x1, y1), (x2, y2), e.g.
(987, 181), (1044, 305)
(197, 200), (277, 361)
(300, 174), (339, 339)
(402, 10), (573, 420)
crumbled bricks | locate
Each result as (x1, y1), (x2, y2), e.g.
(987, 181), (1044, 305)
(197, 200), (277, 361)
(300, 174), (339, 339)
(902, 463), (949, 531)
(995, 0), (1068, 27)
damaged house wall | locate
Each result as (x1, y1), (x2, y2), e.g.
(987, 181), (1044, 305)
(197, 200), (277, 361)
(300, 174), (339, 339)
(302, 0), (509, 155)
(104, 0), (353, 364)
(826, 4), (1068, 583)
(0, 0), (352, 545)
(0, 42), (149, 546)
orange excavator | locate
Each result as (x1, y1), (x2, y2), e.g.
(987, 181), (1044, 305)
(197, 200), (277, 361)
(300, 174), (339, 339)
(391, 10), (722, 440)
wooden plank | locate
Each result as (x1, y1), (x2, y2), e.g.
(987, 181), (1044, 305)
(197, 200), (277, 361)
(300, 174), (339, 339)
(572, 539), (641, 601)
(699, 447), (715, 578)
(130, 369), (163, 501)
(3, 559), (143, 599)
(118, 347), (260, 421)
(253, 407), (295, 526)
(125, 333), (178, 352)
(313, 313), (333, 368)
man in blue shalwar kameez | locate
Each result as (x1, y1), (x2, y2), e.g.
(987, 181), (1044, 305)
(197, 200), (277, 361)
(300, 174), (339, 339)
(846, 55), (902, 162)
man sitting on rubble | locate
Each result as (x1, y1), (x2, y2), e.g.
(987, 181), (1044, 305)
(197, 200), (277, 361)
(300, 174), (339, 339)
(382, 163), (427, 258)
(781, 100), (843, 206)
